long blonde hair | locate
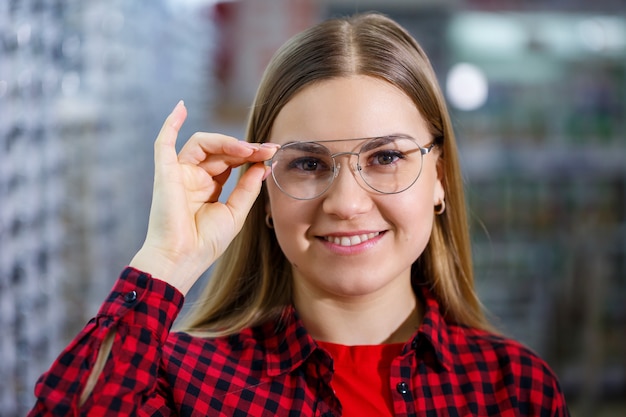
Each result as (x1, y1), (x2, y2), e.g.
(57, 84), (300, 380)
(178, 12), (490, 336)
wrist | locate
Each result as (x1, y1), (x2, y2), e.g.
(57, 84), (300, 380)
(129, 248), (201, 296)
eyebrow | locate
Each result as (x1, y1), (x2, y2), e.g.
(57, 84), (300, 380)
(284, 134), (416, 147)
(359, 135), (404, 152)
(284, 141), (330, 155)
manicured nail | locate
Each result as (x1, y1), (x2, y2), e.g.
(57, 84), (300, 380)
(170, 100), (186, 129)
(260, 142), (281, 148)
(173, 100), (185, 113)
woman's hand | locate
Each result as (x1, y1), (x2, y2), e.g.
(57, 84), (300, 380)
(129, 101), (278, 295)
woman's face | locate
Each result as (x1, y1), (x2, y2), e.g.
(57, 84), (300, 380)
(266, 75), (444, 302)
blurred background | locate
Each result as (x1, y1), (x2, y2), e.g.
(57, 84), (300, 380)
(0, 0), (624, 415)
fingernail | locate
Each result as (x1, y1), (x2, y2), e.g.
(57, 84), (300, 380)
(171, 100), (186, 129)
(260, 142), (281, 148)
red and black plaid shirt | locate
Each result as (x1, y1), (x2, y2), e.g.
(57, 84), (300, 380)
(29, 267), (569, 416)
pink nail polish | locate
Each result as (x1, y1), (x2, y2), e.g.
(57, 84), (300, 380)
(260, 143), (281, 148)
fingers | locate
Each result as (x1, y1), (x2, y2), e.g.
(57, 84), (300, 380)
(178, 132), (279, 176)
(155, 101), (187, 167)
(199, 144), (278, 176)
(179, 132), (278, 163)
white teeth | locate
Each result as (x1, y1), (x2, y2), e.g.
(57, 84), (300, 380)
(325, 232), (380, 247)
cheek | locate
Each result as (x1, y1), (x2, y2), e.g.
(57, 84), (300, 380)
(266, 186), (315, 248)
(267, 183), (296, 222)
(271, 204), (317, 271)
(395, 198), (434, 267)
(390, 178), (437, 241)
(397, 193), (434, 233)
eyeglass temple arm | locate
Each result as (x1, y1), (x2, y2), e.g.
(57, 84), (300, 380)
(420, 142), (437, 155)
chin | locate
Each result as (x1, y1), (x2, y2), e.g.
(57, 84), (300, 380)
(325, 276), (397, 298)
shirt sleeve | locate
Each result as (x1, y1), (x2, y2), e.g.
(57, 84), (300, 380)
(27, 267), (185, 417)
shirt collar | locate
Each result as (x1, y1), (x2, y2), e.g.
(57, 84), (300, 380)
(413, 285), (453, 372)
(263, 306), (318, 376)
(261, 287), (453, 376)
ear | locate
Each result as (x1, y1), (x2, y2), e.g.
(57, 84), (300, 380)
(433, 157), (445, 206)
(265, 199), (272, 219)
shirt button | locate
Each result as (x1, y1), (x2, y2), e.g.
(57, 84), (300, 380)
(123, 290), (137, 303)
(411, 338), (418, 349)
(396, 381), (409, 395)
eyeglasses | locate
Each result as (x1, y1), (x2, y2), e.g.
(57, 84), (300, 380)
(266, 135), (436, 200)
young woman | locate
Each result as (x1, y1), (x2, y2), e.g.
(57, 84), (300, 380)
(29, 13), (570, 416)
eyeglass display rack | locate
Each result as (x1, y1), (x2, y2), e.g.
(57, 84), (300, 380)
(0, 0), (213, 415)
(464, 143), (625, 393)
(454, 37), (626, 410)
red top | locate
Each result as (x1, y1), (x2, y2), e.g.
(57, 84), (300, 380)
(316, 340), (405, 416)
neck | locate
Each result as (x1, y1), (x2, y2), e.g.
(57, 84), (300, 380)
(292, 278), (421, 346)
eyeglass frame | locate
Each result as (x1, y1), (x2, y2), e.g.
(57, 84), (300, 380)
(264, 135), (437, 200)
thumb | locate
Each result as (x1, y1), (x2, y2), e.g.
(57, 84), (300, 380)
(225, 163), (269, 229)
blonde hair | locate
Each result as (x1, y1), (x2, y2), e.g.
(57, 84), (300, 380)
(178, 12), (491, 336)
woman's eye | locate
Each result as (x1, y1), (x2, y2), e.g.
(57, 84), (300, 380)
(289, 157), (327, 171)
(370, 150), (403, 166)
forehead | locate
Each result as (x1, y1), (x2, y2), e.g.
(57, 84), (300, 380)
(268, 75), (430, 145)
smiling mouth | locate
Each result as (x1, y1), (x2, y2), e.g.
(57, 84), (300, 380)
(322, 232), (381, 247)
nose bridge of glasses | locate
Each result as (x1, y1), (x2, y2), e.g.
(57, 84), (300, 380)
(330, 151), (361, 176)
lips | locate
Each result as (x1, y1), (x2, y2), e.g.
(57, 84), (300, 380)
(322, 232), (381, 247)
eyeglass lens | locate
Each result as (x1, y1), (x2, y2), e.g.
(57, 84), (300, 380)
(270, 136), (425, 200)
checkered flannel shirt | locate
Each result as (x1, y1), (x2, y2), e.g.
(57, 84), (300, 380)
(29, 267), (570, 416)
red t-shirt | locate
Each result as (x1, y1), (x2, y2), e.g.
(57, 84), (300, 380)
(316, 341), (405, 416)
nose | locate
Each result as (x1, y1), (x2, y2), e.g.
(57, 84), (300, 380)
(321, 158), (374, 219)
